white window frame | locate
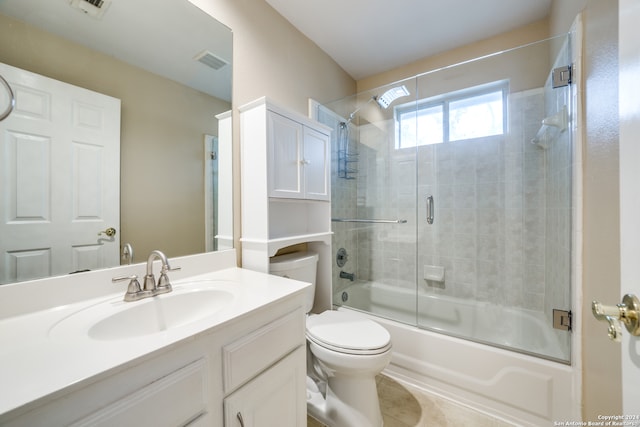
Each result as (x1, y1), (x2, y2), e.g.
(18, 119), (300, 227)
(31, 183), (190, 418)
(395, 80), (509, 149)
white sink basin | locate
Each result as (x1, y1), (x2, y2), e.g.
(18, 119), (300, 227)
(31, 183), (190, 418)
(49, 281), (237, 341)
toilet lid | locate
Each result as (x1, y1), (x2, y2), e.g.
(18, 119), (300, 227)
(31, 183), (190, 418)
(306, 311), (391, 355)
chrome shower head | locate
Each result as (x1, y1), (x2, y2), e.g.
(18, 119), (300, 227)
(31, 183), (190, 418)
(375, 85), (410, 109)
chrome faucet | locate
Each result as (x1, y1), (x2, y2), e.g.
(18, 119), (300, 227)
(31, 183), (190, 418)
(339, 271), (355, 282)
(143, 250), (180, 295)
(112, 250), (180, 302)
(122, 243), (134, 265)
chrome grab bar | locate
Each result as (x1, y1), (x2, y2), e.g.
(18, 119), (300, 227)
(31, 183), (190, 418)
(0, 74), (15, 122)
(331, 218), (407, 224)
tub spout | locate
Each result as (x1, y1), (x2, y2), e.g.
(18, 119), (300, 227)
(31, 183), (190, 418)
(340, 271), (355, 282)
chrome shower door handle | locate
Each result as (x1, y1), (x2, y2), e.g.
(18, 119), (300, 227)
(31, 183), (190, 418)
(426, 195), (434, 224)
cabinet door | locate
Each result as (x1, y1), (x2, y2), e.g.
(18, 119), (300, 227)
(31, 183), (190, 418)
(224, 346), (306, 427)
(268, 111), (303, 199)
(303, 126), (330, 201)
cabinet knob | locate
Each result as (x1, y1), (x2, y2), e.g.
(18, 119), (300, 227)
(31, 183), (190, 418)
(300, 159), (311, 165)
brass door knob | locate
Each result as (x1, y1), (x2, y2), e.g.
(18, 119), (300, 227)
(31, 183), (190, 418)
(98, 227), (117, 237)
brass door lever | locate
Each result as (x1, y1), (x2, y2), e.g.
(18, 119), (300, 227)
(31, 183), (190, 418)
(592, 294), (640, 342)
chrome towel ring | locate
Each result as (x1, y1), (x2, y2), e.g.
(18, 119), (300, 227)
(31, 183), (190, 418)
(0, 74), (15, 122)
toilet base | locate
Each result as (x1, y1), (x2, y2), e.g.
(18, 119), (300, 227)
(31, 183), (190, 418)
(306, 375), (383, 427)
(307, 377), (331, 425)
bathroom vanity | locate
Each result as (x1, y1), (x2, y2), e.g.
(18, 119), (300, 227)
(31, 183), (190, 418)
(0, 250), (309, 426)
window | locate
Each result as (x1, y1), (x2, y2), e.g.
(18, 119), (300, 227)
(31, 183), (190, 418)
(395, 81), (508, 149)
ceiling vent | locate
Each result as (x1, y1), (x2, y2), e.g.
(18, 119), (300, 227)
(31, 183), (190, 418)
(194, 50), (229, 71)
(68, 0), (112, 19)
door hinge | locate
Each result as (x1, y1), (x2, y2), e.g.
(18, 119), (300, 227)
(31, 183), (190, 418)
(553, 309), (572, 332)
(552, 65), (573, 88)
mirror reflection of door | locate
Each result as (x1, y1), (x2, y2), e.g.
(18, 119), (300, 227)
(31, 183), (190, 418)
(0, 62), (120, 284)
(204, 134), (218, 252)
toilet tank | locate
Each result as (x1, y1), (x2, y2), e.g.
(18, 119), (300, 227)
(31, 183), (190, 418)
(269, 251), (318, 313)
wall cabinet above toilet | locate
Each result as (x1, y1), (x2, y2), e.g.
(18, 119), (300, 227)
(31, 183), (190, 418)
(268, 111), (330, 201)
(241, 97), (331, 203)
(240, 97), (333, 312)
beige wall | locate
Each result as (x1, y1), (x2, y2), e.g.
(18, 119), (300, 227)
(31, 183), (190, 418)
(187, 0), (357, 258)
(550, 0), (588, 39)
(357, 18), (550, 93)
(189, 0), (355, 116)
(580, 0), (622, 419)
(0, 13), (231, 261)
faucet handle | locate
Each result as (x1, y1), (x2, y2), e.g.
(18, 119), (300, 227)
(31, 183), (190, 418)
(162, 264), (181, 273)
(112, 274), (147, 302)
(156, 265), (181, 294)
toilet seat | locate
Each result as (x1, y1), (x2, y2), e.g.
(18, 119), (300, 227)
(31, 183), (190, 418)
(306, 311), (391, 355)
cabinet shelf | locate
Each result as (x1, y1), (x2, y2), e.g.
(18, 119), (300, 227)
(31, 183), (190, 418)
(241, 231), (333, 257)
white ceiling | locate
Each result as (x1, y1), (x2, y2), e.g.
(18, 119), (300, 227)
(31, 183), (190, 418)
(265, 0), (552, 80)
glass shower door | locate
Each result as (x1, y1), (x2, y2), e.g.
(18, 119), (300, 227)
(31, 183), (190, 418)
(319, 33), (573, 363)
(415, 35), (573, 362)
(321, 82), (420, 325)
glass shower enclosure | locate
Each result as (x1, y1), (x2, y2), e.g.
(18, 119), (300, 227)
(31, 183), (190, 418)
(316, 35), (574, 363)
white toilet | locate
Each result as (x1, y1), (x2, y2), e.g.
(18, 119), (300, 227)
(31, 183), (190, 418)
(270, 251), (392, 427)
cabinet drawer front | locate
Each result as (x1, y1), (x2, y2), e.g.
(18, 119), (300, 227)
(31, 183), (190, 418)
(71, 358), (209, 427)
(223, 309), (304, 393)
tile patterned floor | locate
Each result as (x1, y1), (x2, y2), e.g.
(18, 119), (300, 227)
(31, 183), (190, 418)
(307, 374), (513, 427)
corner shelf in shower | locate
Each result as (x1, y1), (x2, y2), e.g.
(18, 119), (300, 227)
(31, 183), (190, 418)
(337, 149), (358, 179)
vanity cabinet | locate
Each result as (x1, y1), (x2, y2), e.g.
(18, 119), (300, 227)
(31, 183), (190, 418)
(2, 305), (306, 427)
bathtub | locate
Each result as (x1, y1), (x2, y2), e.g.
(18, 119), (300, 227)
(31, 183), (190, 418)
(337, 281), (577, 426)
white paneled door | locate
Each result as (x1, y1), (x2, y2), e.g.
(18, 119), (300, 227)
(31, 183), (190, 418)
(0, 62), (120, 284)
(619, 0), (640, 414)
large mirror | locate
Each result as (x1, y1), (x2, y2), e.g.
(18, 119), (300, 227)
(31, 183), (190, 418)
(0, 0), (233, 284)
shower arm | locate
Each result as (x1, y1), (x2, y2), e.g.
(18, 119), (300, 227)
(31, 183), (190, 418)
(342, 96), (375, 125)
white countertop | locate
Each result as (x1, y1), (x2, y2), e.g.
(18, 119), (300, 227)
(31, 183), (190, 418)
(0, 251), (309, 420)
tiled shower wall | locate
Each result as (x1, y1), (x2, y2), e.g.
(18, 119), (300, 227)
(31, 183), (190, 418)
(327, 84), (571, 314)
